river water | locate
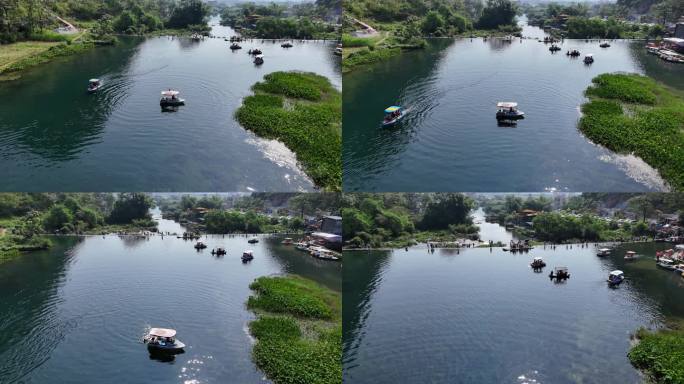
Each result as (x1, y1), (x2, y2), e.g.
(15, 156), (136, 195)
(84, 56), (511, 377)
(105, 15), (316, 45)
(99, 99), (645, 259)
(343, 241), (684, 383)
(0, 20), (340, 192)
(0, 216), (341, 383)
(343, 21), (683, 192)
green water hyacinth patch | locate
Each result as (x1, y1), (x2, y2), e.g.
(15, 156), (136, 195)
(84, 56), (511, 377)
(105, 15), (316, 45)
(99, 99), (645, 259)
(579, 73), (684, 190)
(235, 71), (341, 190)
(628, 327), (684, 384)
(247, 275), (342, 384)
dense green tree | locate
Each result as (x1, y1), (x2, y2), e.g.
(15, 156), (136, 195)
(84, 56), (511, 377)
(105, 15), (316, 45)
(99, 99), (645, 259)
(419, 193), (473, 230)
(43, 204), (73, 231)
(107, 193), (153, 224)
(422, 11), (445, 34)
(167, 0), (209, 29)
(476, 0), (517, 29)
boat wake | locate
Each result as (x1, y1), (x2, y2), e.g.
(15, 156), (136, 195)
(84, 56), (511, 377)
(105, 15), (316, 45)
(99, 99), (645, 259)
(245, 136), (312, 190)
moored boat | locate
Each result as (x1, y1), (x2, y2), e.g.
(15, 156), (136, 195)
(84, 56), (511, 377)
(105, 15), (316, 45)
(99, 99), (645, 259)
(657, 258), (675, 270)
(144, 328), (185, 353)
(282, 238), (293, 245)
(382, 106), (406, 127)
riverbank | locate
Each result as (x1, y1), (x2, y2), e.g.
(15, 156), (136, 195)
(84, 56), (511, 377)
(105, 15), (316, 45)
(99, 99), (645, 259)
(247, 275), (342, 384)
(235, 71), (341, 191)
(579, 73), (684, 190)
(629, 326), (684, 384)
(0, 41), (94, 82)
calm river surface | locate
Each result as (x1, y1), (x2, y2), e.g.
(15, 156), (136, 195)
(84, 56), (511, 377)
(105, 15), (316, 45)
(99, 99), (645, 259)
(343, 242), (684, 383)
(0, 217), (340, 383)
(0, 20), (340, 192)
(343, 21), (684, 192)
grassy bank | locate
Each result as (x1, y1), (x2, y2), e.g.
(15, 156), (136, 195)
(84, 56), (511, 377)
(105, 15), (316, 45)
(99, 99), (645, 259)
(579, 73), (684, 190)
(235, 71), (341, 190)
(0, 41), (95, 81)
(247, 275), (341, 384)
(629, 327), (684, 384)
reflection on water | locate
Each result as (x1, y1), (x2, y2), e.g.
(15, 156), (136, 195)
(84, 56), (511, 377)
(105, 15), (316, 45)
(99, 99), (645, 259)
(343, 242), (684, 383)
(343, 23), (683, 192)
(0, 233), (340, 383)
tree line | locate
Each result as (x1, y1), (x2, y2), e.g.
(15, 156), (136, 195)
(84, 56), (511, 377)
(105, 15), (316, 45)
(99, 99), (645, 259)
(342, 193), (478, 247)
(1, 0), (210, 44)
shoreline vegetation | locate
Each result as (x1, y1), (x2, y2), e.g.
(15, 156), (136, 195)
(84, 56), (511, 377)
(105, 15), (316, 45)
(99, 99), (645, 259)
(0, 0), (212, 82)
(218, 2), (340, 40)
(342, 0), (522, 72)
(0, 193), (156, 264)
(343, 193), (683, 249)
(579, 73), (684, 190)
(247, 275), (342, 384)
(235, 72), (342, 191)
(629, 326), (684, 384)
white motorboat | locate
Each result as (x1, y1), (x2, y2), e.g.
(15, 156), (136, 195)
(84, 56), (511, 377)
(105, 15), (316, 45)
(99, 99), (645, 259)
(144, 328), (185, 353)
(496, 102), (524, 120)
(160, 90), (185, 107)
(607, 270), (624, 285)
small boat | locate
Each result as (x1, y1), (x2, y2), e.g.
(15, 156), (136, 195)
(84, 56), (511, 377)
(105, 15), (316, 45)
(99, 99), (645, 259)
(382, 106), (406, 127)
(294, 242), (309, 251)
(657, 258), (675, 270)
(597, 248), (611, 257)
(607, 270), (624, 285)
(248, 48), (262, 55)
(282, 238), (293, 245)
(549, 44), (561, 52)
(281, 42), (293, 48)
(242, 250), (254, 261)
(583, 54), (594, 64)
(311, 247), (339, 261)
(646, 46), (660, 55)
(530, 257), (546, 269)
(549, 267), (570, 279)
(496, 102), (524, 120)
(624, 251), (637, 260)
(253, 54), (264, 65)
(599, 42), (611, 48)
(194, 241), (207, 249)
(144, 328), (185, 353)
(674, 264), (684, 274)
(87, 78), (102, 93)
(334, 44), (342, 56)
(160, 90), (185, 107)
(248, 238), (259, 244)
(230, 43), (242, 50)
(566, 49), (580, 57)
(211, 247), (226, 255)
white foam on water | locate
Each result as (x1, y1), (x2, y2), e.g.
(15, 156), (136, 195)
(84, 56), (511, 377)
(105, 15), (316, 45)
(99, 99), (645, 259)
(245, 136), (312, 190)
(599, 153), (670, 192)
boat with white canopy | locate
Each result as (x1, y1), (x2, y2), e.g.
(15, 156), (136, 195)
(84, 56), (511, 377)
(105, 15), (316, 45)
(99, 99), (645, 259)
(607, 270), (624, 285)
(143, 328), (185, 353)
(496, 102), (524, 120)
(87, 78), (102, 93)
(160, 90), (185, 107)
